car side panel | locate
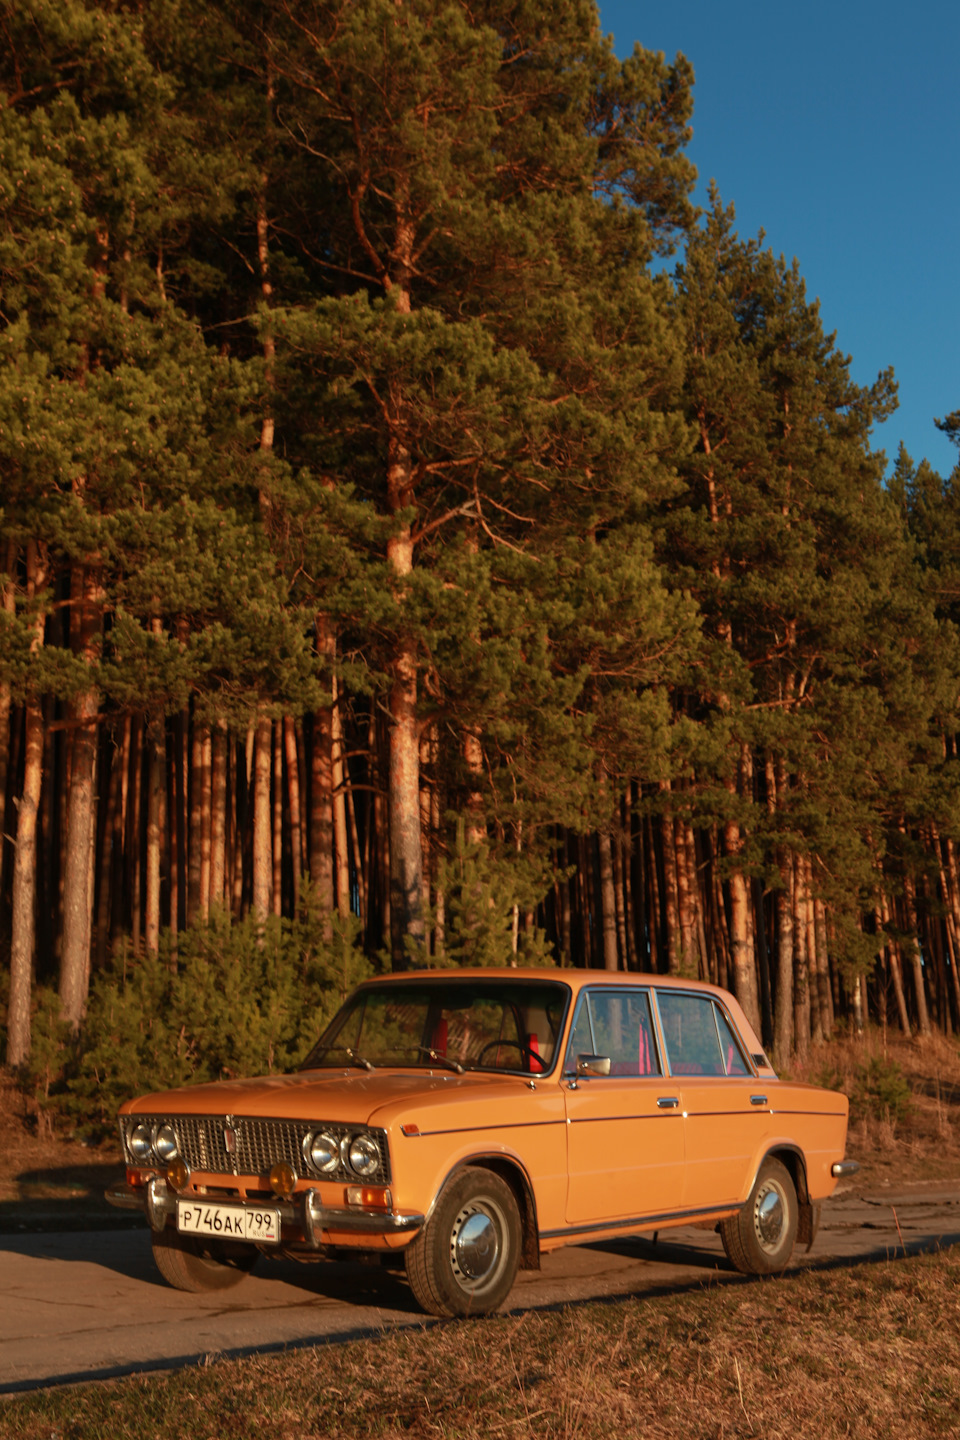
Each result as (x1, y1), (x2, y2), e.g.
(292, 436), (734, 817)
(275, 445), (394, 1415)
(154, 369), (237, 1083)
(376, 1084), (569, 1233)
(562, 1076), (685, 1224)
(677, 1078), (771, 1208)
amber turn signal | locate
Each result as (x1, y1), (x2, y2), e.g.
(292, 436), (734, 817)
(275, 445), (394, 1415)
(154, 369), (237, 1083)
(269, 1161), (298, 1198)
(345, 1185), (392, 1210)
(165, 1157), (190, 1192)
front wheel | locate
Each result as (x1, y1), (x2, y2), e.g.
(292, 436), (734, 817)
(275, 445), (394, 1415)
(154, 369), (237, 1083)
(151, 1225), (259, 1292)
(404, 1168), (521, 1317)
(720, 1158), (798, 1275)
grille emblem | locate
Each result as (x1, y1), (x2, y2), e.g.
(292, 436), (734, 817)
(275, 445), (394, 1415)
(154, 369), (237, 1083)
(223, 1126), (236, 1155)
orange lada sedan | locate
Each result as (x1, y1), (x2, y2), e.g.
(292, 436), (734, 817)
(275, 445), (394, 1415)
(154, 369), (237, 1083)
(107, 968), (857, 1317)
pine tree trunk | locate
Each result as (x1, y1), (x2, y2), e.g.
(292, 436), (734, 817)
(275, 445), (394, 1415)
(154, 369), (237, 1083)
(384, 203), (424, 965)
(284, 716), (302, 914)
(675, 814), (698, 975)
(7, 543), (48, 1065)
(209, 721), (228, 912)
(880, 888), (911, 1036)
(429, 728), (443, 957)
(60, 565), (102, 1030)
(95, 726), (124, 969)
(272, 718), (283, 916)
(197, 726), (211, 922)
(0, 540), (17, 909)
(597, 824), (619, 971)
(145, 723), (165, 953)
(645, 813), (662, 972)
(902, 865), (932, 1036)
(612, 829), (630, 970)
(331, 677), (351, 920)
(252, 715), (273, 922)
(792, 855), (811, 1063)
(938, 833), (960, 1028)
(310, 619), (337, 932)
(127, 716), (143, 952)
(774, 858), (795, 1062)
(187, 720), (203, 925)
(752, 876), (774, 1049)
(7, 699), (44, 1067)
(659, 782), (681, 975)
(814, 898), (834, 1038)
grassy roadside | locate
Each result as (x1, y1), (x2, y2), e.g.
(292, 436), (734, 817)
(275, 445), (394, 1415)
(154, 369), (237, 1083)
(5, 1248), (960, 1438)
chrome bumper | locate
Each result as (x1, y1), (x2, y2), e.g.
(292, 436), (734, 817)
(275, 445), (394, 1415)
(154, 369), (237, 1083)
(105, 1178), (424, 1246)
(831, 1160), (860, 1178)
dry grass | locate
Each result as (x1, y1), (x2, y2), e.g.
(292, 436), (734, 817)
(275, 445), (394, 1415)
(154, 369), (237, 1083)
(789, 1027), (960, 1187)
(5, 1248), (960, 1438)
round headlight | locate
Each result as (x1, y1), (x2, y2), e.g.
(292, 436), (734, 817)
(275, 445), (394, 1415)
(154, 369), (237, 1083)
(129, 1123), (154, 1163)
(304, 1131), (341, 1174)
(155, 1123), (179, 1163)
(346, 1133), (380, 1177)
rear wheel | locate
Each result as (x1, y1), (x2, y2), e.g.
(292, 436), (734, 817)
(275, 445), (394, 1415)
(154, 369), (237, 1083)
(151, 1225), (259, 1292)
(720, 1158), (798, 1275)
(405, 1168), (521, 1317)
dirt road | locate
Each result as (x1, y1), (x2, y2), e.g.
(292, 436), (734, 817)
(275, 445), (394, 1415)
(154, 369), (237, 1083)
(2, 1179), (958, 1394)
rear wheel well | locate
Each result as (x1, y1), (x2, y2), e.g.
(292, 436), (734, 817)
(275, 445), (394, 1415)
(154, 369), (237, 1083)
(455, 1158), (540, 1270)
(767, 1146), (809, 1205)
(766, 1146), (821, 1250)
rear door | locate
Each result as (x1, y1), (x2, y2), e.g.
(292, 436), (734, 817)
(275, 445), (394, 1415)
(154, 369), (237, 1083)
(654, 989), (770, 1209)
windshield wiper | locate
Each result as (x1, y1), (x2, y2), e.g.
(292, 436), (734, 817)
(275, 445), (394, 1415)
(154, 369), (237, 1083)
(416, 1045), (465, 1075)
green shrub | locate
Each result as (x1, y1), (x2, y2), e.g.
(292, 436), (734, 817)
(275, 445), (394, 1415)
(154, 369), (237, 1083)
(851, 1054), (913, 1126)
(33, 906), (371, 1136)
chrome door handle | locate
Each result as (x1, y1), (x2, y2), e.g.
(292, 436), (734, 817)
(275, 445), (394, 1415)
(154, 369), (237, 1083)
(750, 1094), (768, 1107)
(657, 1096), (680, 1109)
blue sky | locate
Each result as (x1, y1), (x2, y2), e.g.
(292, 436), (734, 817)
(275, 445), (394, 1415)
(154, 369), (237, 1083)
(599, 1), (959, 477)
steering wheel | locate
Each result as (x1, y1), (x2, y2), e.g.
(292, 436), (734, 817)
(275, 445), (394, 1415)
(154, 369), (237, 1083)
(476, 1039), (545, 1072)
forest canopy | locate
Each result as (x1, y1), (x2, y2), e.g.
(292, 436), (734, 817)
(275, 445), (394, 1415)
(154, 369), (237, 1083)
(2, 0), (960, 1083)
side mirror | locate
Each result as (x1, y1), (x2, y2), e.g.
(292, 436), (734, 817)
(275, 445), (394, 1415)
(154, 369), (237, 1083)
(576, 1053), (611, 1078)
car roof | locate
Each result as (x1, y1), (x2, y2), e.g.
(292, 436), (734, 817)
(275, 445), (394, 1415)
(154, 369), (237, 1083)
(361, 967), (738, 1001)
(355, 967), (773, 1072)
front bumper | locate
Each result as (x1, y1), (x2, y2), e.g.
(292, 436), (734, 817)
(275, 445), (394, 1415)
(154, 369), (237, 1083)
(105, 1178), (424, 1248)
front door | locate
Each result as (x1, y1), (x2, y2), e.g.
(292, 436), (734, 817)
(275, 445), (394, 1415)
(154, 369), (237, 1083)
(563, 988), (685, 1226)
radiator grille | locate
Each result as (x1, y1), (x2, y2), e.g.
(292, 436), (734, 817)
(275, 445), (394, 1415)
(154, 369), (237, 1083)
(122, 1114), (390, 1184)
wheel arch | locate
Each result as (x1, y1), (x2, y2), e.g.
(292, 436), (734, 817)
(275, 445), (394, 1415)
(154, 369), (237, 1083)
(430, 1154), (540, 1271)
(760, 1143), (820, 1251)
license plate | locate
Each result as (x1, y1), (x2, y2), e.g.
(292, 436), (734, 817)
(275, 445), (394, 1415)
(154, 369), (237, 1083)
(177, 1200), (280, 1244)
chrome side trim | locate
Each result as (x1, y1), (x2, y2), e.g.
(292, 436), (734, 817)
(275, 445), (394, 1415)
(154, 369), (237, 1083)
(540, 1200), (737, 1242)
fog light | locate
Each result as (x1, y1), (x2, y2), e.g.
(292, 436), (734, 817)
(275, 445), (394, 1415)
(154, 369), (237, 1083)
(166, 1157), (190, 1192)
(345, 1185), (392, 1210)
(269, 1161), (298, 1198)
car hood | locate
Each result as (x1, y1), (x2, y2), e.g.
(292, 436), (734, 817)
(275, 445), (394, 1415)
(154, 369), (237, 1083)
(121, 1067), (518, 1127)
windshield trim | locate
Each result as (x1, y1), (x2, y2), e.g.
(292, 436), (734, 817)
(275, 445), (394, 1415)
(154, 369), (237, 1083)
(300, 977), (572, 1078)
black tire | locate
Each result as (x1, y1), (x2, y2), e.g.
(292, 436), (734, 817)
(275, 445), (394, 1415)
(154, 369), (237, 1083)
(151, 1225), (259, 1293)
(404, 1168), (522, 1318)
(720, 1158), (798, 1275)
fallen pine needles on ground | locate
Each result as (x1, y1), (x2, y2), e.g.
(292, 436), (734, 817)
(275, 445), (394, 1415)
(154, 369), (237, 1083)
(5, 1247), (960, 1440)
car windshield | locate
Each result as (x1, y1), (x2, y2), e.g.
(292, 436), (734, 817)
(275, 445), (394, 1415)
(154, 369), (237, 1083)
(301, 979), (570, 1075)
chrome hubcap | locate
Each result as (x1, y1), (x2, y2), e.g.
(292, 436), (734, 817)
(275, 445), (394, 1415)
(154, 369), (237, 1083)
(754, 1183), (785, 1251)
(451, 1205), (500, 1285)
